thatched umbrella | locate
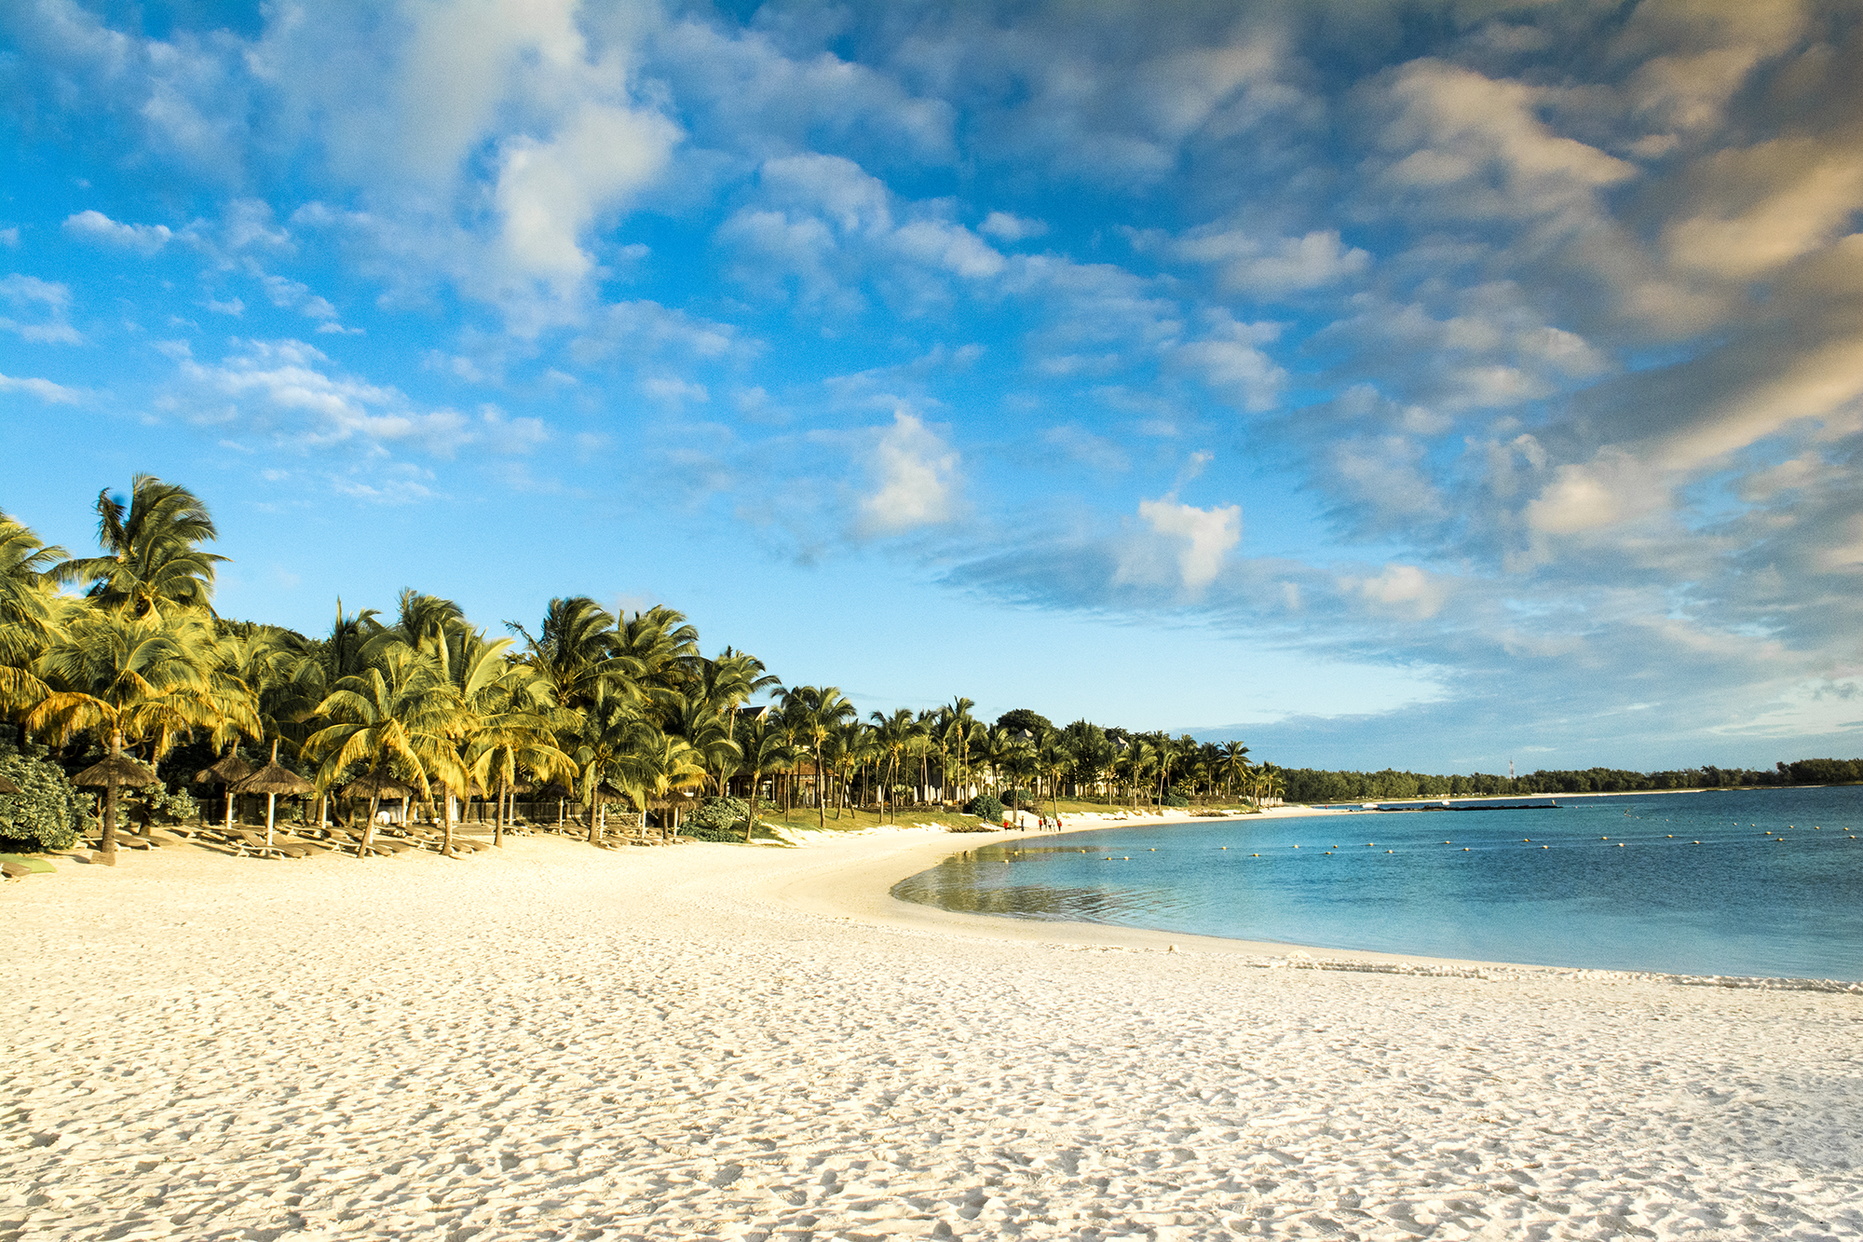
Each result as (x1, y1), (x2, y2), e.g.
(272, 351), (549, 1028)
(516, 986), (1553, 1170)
(195, 752), (256, 834)
(650, 788), (700, 840)
(339, 771), (414, 859)
(343, 772), (412, 800)
(72, 749), (159, 864)
(0, 774), (20, 796)
(234, 740), (313, 849)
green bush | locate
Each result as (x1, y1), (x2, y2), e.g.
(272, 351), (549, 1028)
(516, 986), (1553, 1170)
(0, 744), (95, 852)
(682, 796), (752, 841)
(1162, 786), (1190, 807)
(999, 786), (1029, 808)
(965, 793), (1005, 821)
(124, 783), (200, 831)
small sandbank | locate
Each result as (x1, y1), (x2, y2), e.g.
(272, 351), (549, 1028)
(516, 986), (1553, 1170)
(3, 825), (1859, 1240)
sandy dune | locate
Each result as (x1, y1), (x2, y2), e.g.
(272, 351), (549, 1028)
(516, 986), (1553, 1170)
(3, 827), (1860, 1241)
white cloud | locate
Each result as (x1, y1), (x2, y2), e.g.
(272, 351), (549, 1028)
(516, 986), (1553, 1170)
(1169, 311), (1284, 412)
(0, 371), (80, 404)
(1349, 564), (1448, 620)
(1524, 450), (1670, 536)
(571, 299), (752, 366)
(174, 338), (542, 461)
(979, 211), (1048, 242)
(1123, 497), (1241, 590)
(642, 375), (708, 405)
(493, 101), (681, 300)
(654, 14), (957, 167)
(63, 209), (176, 254)
(260, 274), (338, 320)
(0, 228), (17, 247)
(860, 410), (959, 535)
(0, 274), (80, 344)
(1661, 140), (1863, 280)
(1170, 225), (1370, 296)
(1369, 60), (1635, 223)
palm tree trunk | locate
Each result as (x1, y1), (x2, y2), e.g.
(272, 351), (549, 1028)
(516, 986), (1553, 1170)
(744, 781), (760, 843)
(494, 775), (508, 848)
(359, 794), (381, 857)
(97, 780), (119, 863)
(441, 789), (455, 857)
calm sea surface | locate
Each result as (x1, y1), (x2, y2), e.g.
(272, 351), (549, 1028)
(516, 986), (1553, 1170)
(892, 787), (1863, 980)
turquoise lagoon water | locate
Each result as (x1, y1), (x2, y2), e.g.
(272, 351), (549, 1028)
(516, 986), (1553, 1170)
(892, 787), (1863, 980)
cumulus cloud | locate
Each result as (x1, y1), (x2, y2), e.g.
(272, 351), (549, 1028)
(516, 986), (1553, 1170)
(1168, 225), (1370, 296)
(1117, 497), (1241, 592)
(979, 212), (1048, 242)
(0, 274), (80, 343)
(494, 101), (680, 301)
(0, 371), (80, 403)
(1347, 564), (1449, 620)
(63, 210), (176, 254)
(860, 410), (960, 535)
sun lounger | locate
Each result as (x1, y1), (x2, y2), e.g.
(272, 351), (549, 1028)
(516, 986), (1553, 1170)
(226, 829), (311, 860)
(324, 828), (409, 856)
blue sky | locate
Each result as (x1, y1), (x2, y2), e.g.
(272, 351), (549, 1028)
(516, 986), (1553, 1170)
(4, 0), (1863, 772)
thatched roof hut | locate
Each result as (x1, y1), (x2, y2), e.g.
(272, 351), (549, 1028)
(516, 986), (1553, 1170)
(195, 753), (256, 786)
(343, 772), (413, 800)
(73, 752), (160, 789)
(235, 761), (314, 797)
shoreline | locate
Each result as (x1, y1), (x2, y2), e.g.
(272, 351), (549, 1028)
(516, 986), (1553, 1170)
(765, 812), (1863, 993)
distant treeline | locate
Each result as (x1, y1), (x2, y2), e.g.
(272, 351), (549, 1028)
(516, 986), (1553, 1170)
(1283, 759), (1863, 804)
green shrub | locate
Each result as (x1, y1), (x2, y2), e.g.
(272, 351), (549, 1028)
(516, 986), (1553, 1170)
(1162, 786), (1190, 807)
(965, 793), (1005, 821)
(0, 744), (94, 852)
(999, 786), (1029, 808)
(124, 783), (200, 831)
(682, 796), (752, 841)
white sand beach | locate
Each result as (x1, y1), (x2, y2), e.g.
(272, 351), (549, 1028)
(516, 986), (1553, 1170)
(4, 824), (1861, 1241)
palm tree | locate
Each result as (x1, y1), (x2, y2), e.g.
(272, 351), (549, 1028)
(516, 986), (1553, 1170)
(0, 510), (66, 716)
(665, 688), (745, 796)
(303, 645), (462, 856)
(1034, 728), (1071, 818)
(460, 643), (575, 849)
(54, 475), (226, 617)
(825, 717), (876, 819)
(469, 708), (575, 847)
(939, 697), (979, 805)
(613, 726), (708, 839)
(1061, 720), (1113, 803)
(615, 605), (701, 717)
(27, 608), (242, 859)
(779, 685), (855, 828)
(569, 698), (642, 845)
(1218, 740), (1252, 804)
(870, 708), (924, 822)
(508, 596), (633, 715)
(732, 714), (795, 842)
